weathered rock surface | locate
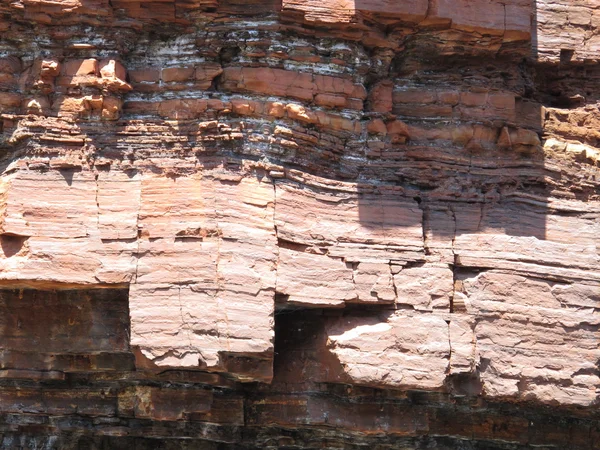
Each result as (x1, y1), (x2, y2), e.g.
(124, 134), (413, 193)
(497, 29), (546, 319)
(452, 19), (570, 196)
(0, 0), (599, 448)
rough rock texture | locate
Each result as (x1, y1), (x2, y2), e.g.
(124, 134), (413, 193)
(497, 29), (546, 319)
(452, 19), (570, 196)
(0, 0), (599, 448)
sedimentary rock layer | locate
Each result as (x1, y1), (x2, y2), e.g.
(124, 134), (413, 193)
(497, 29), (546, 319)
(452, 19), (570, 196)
(0, 0), (599, 448)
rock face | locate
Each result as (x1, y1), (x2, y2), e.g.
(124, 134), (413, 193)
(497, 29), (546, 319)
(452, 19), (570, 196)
(0, 0), (599, 448)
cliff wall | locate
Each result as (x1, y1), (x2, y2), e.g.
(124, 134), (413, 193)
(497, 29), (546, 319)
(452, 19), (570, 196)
(0, 0), (599, 448)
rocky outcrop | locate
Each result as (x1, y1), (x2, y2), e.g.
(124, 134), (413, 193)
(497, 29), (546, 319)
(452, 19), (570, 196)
(0, 0), (599, 448)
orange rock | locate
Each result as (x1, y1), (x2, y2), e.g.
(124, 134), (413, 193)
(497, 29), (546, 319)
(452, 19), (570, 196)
(206, 99), (231, 112)
(511, 127), (541, 146)
(40, 59), (60, 77)
(452, 124), (475, 145)
(282, 0), (428, 23)
(366, 118), (386, 135)
(488, 92), (515, 110)
(394, 104), (453, 118)
(460, 91), (488, 107)
(231, 99), (262, 116)
(0, 92), (22, 110)
(99, 59), (132, 92)
(437, 90), (460, 105)
(285, 103), (317, 124)
(314, 93), (347, 108)
(393, 89), (436, 104)
(53, 96), (88, 117)
(325, 313), (450, 389)
(496, 126), (512, 148)
(57, 59), (107, 89)
(266, 101), (285, 118)
(102, 96), (122, 120)
(158, 98), (208, 119)
(162, 67), (195, 83)
(0, 56), (21, 73)
(86, 95), (103, 111)
(314, 73), (366, 99)
(129, 68), (161, 83)
(99, 59), (126, 81)
(221, 67), (365, 107)
(63, 59), (98, 77)
(194, 62), (223, 89)
(1, 0), (600, 438)
(386, 119), (410, 136)
(367, 80), (393, 113)
(23, 96), (50, 114)
(315, 111), (359, 133)
(122, 101), (159, 115)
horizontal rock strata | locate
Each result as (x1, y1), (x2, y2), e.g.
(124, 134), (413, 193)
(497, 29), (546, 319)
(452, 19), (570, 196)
(0, 0), (599, 448)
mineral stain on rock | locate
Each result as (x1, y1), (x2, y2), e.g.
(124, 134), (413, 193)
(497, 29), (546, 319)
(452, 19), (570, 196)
(0, 0), (599, 448)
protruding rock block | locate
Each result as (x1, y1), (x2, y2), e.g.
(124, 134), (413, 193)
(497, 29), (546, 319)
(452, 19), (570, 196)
(325, 313), (451, 390)
(56, 58), (131, 93)
(129, 172), (277, 381)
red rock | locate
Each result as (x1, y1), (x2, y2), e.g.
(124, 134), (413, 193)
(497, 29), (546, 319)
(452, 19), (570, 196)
(53, 95), (88, 117)
(99, 59), (131, 91)
(0, 0), (599, 446)
(157, 98), (207, 119)
(129, 68), (161, 83)
(434, 0), (530, 35)
(386, 119), (410, 137)
(325, 313), (450, 390)
(231, 99), (262, 115)
(162, 67), (195, 83)
(40, 59), (60, 77)
(194, 62), (223, 89)
(366, 118), (386, 135)
(101, 96), (122, 120)
(221, 67), (365, 108)
(393, 89), (436, 105)
(282, 0), (428, 23)
(367, 80), (393, 113)
(266, 101), (285, 117)
(460, 91), (488, 107)
(285, 103), (317, 123)
(393, 264), (453, 311)
(0, 56), (22, 73)
(488, 92), (515, 110)
(438, 90), (460, 105)
(23, 95), (50, 114)
(0, 92), (22, 110)
(63, 58), (98, 77)
(314, 93), (347, 108)
(222, 67), (314, 102)
(118, 386), (213, 420)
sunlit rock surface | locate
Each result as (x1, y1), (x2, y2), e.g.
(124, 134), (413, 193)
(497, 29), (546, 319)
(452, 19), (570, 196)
(0, 0), (599, 448)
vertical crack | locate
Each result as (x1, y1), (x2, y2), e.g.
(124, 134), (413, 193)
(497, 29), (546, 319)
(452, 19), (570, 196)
(133, 171), (143, 284)
(477, 203), (485, 232)
(272, 176), (280, 300)
(94, 172), (100, 229)
(177, 285), (193, 351)
(450, 205), (458, 313)
(414, 195), (428, 254)
(213, 179), (229, 352)
(389, 261), (399, 304)
(446, 319), (452, 375)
